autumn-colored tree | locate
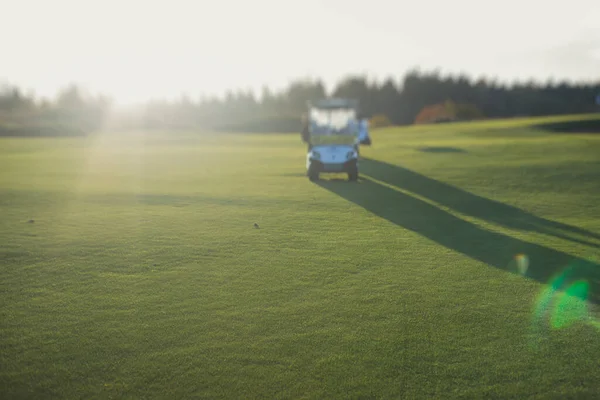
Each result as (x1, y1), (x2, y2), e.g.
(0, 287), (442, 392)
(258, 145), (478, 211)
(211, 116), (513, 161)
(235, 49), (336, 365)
(414, 101), (453, 124)
(415, 100), (484, 124)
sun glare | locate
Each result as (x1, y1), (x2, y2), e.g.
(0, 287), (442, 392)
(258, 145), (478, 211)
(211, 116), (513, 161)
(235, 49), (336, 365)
(3, 0), (598, 104)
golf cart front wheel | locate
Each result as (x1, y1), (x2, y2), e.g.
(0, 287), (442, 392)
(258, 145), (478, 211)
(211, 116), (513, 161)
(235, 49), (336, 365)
(308, 164), (319, 181)
(348, 169), (358, 182)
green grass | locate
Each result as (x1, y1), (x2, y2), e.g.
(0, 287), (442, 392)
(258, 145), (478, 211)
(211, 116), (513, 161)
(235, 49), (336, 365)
(1, 114), (600, 399)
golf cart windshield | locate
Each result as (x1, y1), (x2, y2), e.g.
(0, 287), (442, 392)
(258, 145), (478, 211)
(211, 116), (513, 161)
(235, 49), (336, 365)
(308, 106), (358, 146)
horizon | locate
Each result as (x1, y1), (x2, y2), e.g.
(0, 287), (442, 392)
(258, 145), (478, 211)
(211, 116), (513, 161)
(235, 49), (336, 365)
(2, 0), (600, 106)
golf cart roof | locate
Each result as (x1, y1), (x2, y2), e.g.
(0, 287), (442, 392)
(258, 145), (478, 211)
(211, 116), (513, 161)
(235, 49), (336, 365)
(307, 100), (360, 146)
(308, 98), (359, 110)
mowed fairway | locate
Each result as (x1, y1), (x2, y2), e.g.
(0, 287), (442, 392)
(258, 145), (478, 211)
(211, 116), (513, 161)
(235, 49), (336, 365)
(1, 115), (600, 399)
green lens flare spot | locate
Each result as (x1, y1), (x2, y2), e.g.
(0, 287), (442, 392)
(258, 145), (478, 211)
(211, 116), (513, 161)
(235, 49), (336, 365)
(550, 280), (589, 329)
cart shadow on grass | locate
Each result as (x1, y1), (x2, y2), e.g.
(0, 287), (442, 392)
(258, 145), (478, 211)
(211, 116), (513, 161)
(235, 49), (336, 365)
(315, 158), (600, 304)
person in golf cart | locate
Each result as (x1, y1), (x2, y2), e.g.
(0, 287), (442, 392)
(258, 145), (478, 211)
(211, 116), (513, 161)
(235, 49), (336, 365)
(358, 117), (371, 145)
(351, 111), (371, 146)
(347, 112), (371, 155)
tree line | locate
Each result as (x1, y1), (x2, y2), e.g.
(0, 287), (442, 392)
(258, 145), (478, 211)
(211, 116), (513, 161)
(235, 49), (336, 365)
(1, 69), (599, 136)
(0, 85), (110, 136)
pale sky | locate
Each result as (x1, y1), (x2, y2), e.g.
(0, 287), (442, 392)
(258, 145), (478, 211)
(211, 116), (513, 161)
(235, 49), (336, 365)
(2, 0), (599, 105)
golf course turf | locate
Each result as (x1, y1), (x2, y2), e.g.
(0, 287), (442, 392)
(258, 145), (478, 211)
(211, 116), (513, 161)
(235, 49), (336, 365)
(1, 114), (600, 398)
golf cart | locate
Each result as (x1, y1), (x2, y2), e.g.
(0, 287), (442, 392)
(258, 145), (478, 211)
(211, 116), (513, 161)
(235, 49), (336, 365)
(306, 98), (361, 182)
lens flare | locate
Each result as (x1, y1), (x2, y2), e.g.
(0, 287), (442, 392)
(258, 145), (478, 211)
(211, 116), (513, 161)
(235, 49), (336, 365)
(515, 253), (529, 275)
(550, 280), (589, 330)
(530, 258), (600, 348)
(507, 253), (530, 276)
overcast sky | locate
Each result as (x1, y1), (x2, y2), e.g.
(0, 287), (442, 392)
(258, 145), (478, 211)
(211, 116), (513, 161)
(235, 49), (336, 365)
(2, 0), (599, 104)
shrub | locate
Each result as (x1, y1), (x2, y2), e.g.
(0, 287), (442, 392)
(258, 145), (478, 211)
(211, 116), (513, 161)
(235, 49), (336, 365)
(369, 113), (393, 128)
